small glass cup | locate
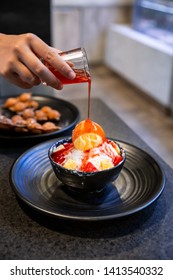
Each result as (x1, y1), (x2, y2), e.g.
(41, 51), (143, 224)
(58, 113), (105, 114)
(42, 47), (90, 85)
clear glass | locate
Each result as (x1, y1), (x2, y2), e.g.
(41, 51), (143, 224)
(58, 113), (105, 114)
(133, 0), (173, 46)
(44, 47), (90, 85)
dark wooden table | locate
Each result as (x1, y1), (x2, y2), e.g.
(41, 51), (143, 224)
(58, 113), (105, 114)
(0, 97), (173, 260)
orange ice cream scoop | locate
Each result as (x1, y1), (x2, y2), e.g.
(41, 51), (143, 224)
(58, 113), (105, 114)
(72, 119), (106, 151)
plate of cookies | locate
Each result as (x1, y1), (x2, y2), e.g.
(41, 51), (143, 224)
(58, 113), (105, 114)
(0, 92), (80, 142)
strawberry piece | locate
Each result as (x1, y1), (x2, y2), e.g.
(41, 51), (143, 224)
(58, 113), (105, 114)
(113, 155), (123, 166)
(83, 162), (98, 172)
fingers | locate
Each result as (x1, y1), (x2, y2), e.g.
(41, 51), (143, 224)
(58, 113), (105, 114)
(21, 52), (63, 89)
(15, 61), (41, 86)
(0, 33), (75, 90)
(3, 57), (41, 89)
(28, 34), (76, 80)
(14, 35), (66, 89)
(5, 72), (35, 89)
(44, 50), (76, 80)
(17, 57), (63, 90)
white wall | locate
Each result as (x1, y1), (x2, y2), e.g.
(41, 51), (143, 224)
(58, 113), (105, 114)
(50, 0), (134, 63)
(105, 24), (173, 109)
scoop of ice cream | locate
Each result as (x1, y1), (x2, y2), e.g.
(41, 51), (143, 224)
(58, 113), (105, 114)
(72, 119), (106, 151)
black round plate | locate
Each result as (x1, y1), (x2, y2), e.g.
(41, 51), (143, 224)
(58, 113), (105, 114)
(0, 94), (80, 142)
(10, 139), (165, 221)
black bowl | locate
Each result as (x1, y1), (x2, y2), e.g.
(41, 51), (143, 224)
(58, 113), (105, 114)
(48, 137), (126, 195)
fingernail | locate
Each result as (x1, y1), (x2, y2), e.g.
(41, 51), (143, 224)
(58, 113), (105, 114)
(68, 70), (76, 80)
(55, 83), (63, 90)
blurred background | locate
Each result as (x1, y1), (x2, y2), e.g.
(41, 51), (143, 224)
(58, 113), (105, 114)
(0, 0), (173, 167)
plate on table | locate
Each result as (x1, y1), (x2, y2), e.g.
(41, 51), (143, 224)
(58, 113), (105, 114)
(10, 139), (165, 221)
(0, 94), (80, 142)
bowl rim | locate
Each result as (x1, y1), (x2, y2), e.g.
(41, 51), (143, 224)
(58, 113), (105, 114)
(48, 136), (126, 175)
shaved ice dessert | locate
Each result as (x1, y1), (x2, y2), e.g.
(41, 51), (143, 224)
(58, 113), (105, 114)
(50, 119), (124, 172)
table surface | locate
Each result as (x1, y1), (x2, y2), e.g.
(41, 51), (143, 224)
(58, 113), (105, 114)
(0, 97), (173, 260)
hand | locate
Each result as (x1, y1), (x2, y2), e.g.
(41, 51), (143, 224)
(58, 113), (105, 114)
(0, 33), (76, 89)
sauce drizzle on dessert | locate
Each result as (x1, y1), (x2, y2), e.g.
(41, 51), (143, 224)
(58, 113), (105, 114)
(50, 53), (124, 173)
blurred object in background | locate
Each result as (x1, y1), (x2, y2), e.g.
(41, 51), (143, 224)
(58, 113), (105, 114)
(133, 0), (173, 46)
(0, 0), (51, 44)
(104, 0), (173, 113)
(50, 0), (134, 64)
(0, 0), (52, 96)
